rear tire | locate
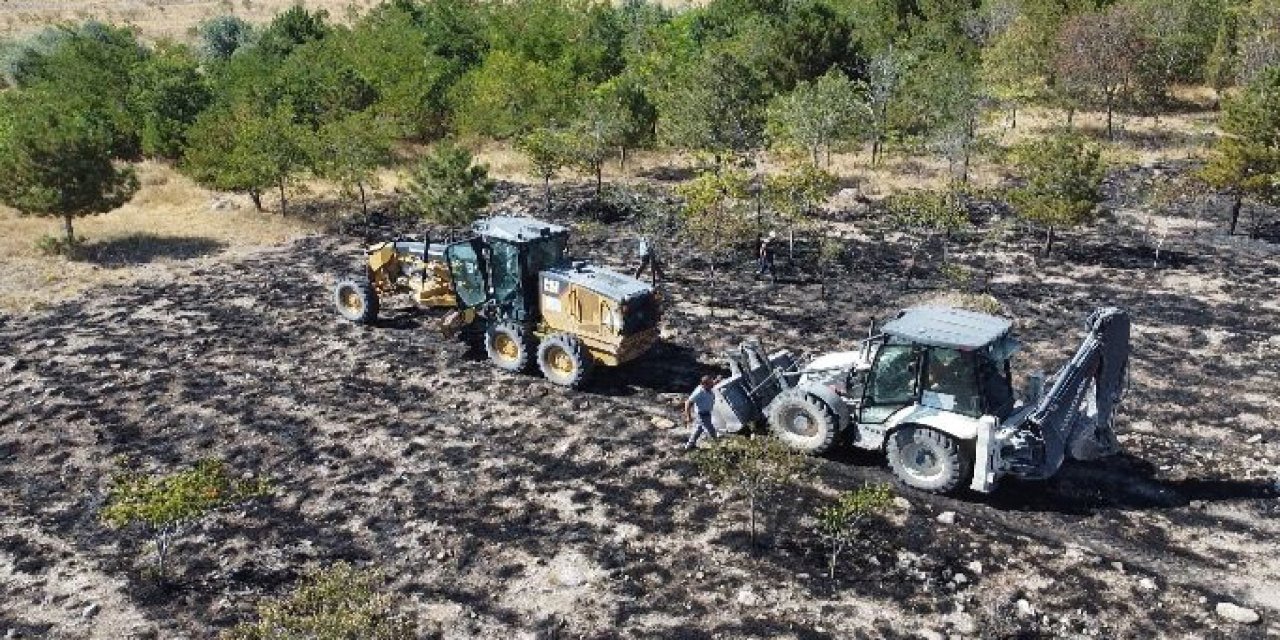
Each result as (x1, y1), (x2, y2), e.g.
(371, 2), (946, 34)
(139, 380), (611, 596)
(886, 426), (970, 494)
(485, 323), (534, 372)
(334, 277), (378, 324)
(767, 390), (838, 454)
(537, 333), (592, 388)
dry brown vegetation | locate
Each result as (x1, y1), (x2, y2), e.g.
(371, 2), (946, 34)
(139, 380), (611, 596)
(0, 0), (706, 40)
(0, 162), (314, 312)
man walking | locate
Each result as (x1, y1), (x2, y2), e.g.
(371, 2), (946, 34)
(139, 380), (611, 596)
(756, 232), (776, 281)
(683, 375), (720, 449)
(633, 234), (664, 284)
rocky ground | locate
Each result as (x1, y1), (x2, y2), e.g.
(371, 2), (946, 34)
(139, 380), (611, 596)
(1, 170), (1278, 639)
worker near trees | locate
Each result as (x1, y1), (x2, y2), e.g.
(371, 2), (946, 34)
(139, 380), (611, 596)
(633, 234), (664, 284)
(683, 375), (720, 449)
(756, 232), (777, 280)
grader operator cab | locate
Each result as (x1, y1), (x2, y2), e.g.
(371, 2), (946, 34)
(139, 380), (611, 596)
(712, 306), (1131, 494)
(333, 216), (662, 388)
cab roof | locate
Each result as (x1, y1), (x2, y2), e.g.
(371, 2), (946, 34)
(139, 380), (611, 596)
(473, 216), (568, 244)
(881, 307), (1014, 351)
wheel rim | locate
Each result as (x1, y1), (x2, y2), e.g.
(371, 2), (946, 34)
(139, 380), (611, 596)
(783, 407), (817, 437)
(547, 346), (576, 375)
(899, 441), (943, 481)
(339, 288), (363, 313)
(493, 333), (520, 362)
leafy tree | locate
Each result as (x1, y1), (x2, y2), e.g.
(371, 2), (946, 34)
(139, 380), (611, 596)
(1054, 7), (1149, 139)
(691, 436), (810, 548)
(223, 563), (415, 640)
(1009, 132), (1105, 256)
(338, 7), (454, 139)
(16, 22), (149, 158)
(568, 91), (627, 197)
(815, 483), (893, 580)
(676, 168), (756, 274)
(1201, 65), (1280, 236)
(402, 141), (494, 226)
(272, 41), (379, 129)
(595, 71), (657, 171)
(517, 127), (574, 212)
(0, 91), (139, 252)
(451, 50), (580, 139)
(196, 15), (255, 62)
(764, 162), (838, 263)
(256, 5), (331, 60)
(101, 459), (269, 577)
(766, 68), (868, 165)
(1233, 0), (1280, 87)
(128, 43), (212, 158)
(886, 183), (973, 285)
(866, 44), (913, 166)
(183, 104), (309, 213)
(981, 13), (1050, 128)
(1205, 4), (1239, 105)
(311, 111), (395, 219)
(656, 48), (765, 162)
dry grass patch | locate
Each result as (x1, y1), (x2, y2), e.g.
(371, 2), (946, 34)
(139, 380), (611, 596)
(0, 161), (314, 313)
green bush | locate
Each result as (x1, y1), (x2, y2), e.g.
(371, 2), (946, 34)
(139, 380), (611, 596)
(223, 563), (416, 640)
(815, 483), (893, 580)
(692, 436), (811, 547)
(102, 459), (269, 576)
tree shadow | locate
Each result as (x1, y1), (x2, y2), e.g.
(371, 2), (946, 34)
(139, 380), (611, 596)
(79, 234), (226, 267)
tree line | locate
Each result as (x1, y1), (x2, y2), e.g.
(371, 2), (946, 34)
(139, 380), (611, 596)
(0, 0), (1278, 252)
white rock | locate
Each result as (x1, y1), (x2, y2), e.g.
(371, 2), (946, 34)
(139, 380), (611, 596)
(736, 587), (761, 607)
(650, 416), (676, 430)
(917, 629), (945, 640)
(936, 511), (957, 525)
(1215, 602), (1261, 625)
(952, 614), (978, 634)
(1138, 578), (1157, 591)
(966, 560), (983, 575)
(1111, 561), (1125, 573)
(952, 573), (968, 585)
(1247, 434), (1263, 444)
(82, 603), (99, 619)
(893, 496), (912, 510)
(1015, 599), (1036, 618)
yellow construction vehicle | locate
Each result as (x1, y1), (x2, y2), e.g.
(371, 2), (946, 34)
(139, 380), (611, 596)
(333, 216), (662, 388)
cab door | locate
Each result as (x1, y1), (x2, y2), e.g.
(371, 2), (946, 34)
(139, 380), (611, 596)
(444, 239), (489, 309)
(858, 342), (923, 424)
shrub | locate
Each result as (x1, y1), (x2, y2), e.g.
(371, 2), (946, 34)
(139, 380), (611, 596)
(692, 436), (810, 547)
(223, 563), (416, 640)
(814, 483), (893, 580)
(102, 459), (269, 577)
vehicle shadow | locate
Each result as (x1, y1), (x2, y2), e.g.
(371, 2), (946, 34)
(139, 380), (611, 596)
(979, 454), (1279, 515)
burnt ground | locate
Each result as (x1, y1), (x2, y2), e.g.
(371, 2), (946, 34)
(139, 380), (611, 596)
(1, 172), (1278, 639)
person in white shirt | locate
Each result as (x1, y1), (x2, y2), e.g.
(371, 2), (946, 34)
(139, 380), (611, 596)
(683, 375), (720, 449)
(633, 235), (664, 284)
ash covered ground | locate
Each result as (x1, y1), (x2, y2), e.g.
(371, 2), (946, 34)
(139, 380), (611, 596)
(1, 170), (1279, 639)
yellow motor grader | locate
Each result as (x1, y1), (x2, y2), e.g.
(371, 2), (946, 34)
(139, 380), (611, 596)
(333, 216), (662, 388)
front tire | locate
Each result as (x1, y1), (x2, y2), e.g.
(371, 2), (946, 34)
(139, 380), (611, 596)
(485, 323), (534, 372)
(767, 390), (838, 454)
(537, 333), (592, 388)
(886, 426), (970, 494)
(334, 277), (378, 324)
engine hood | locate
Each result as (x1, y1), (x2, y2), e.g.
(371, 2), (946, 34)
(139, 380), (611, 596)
(545, 262), (654, 303)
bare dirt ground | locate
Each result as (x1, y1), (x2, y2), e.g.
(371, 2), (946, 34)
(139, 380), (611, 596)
(1, 163), (1278, 638)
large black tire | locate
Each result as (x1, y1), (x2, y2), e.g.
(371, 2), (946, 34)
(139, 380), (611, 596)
(537, 333), (593, 388)
(333, 277), (378, 324)
(485, 323), (534, 372)
(886, 426), (971, 494)
(767, 390), (838, 454)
